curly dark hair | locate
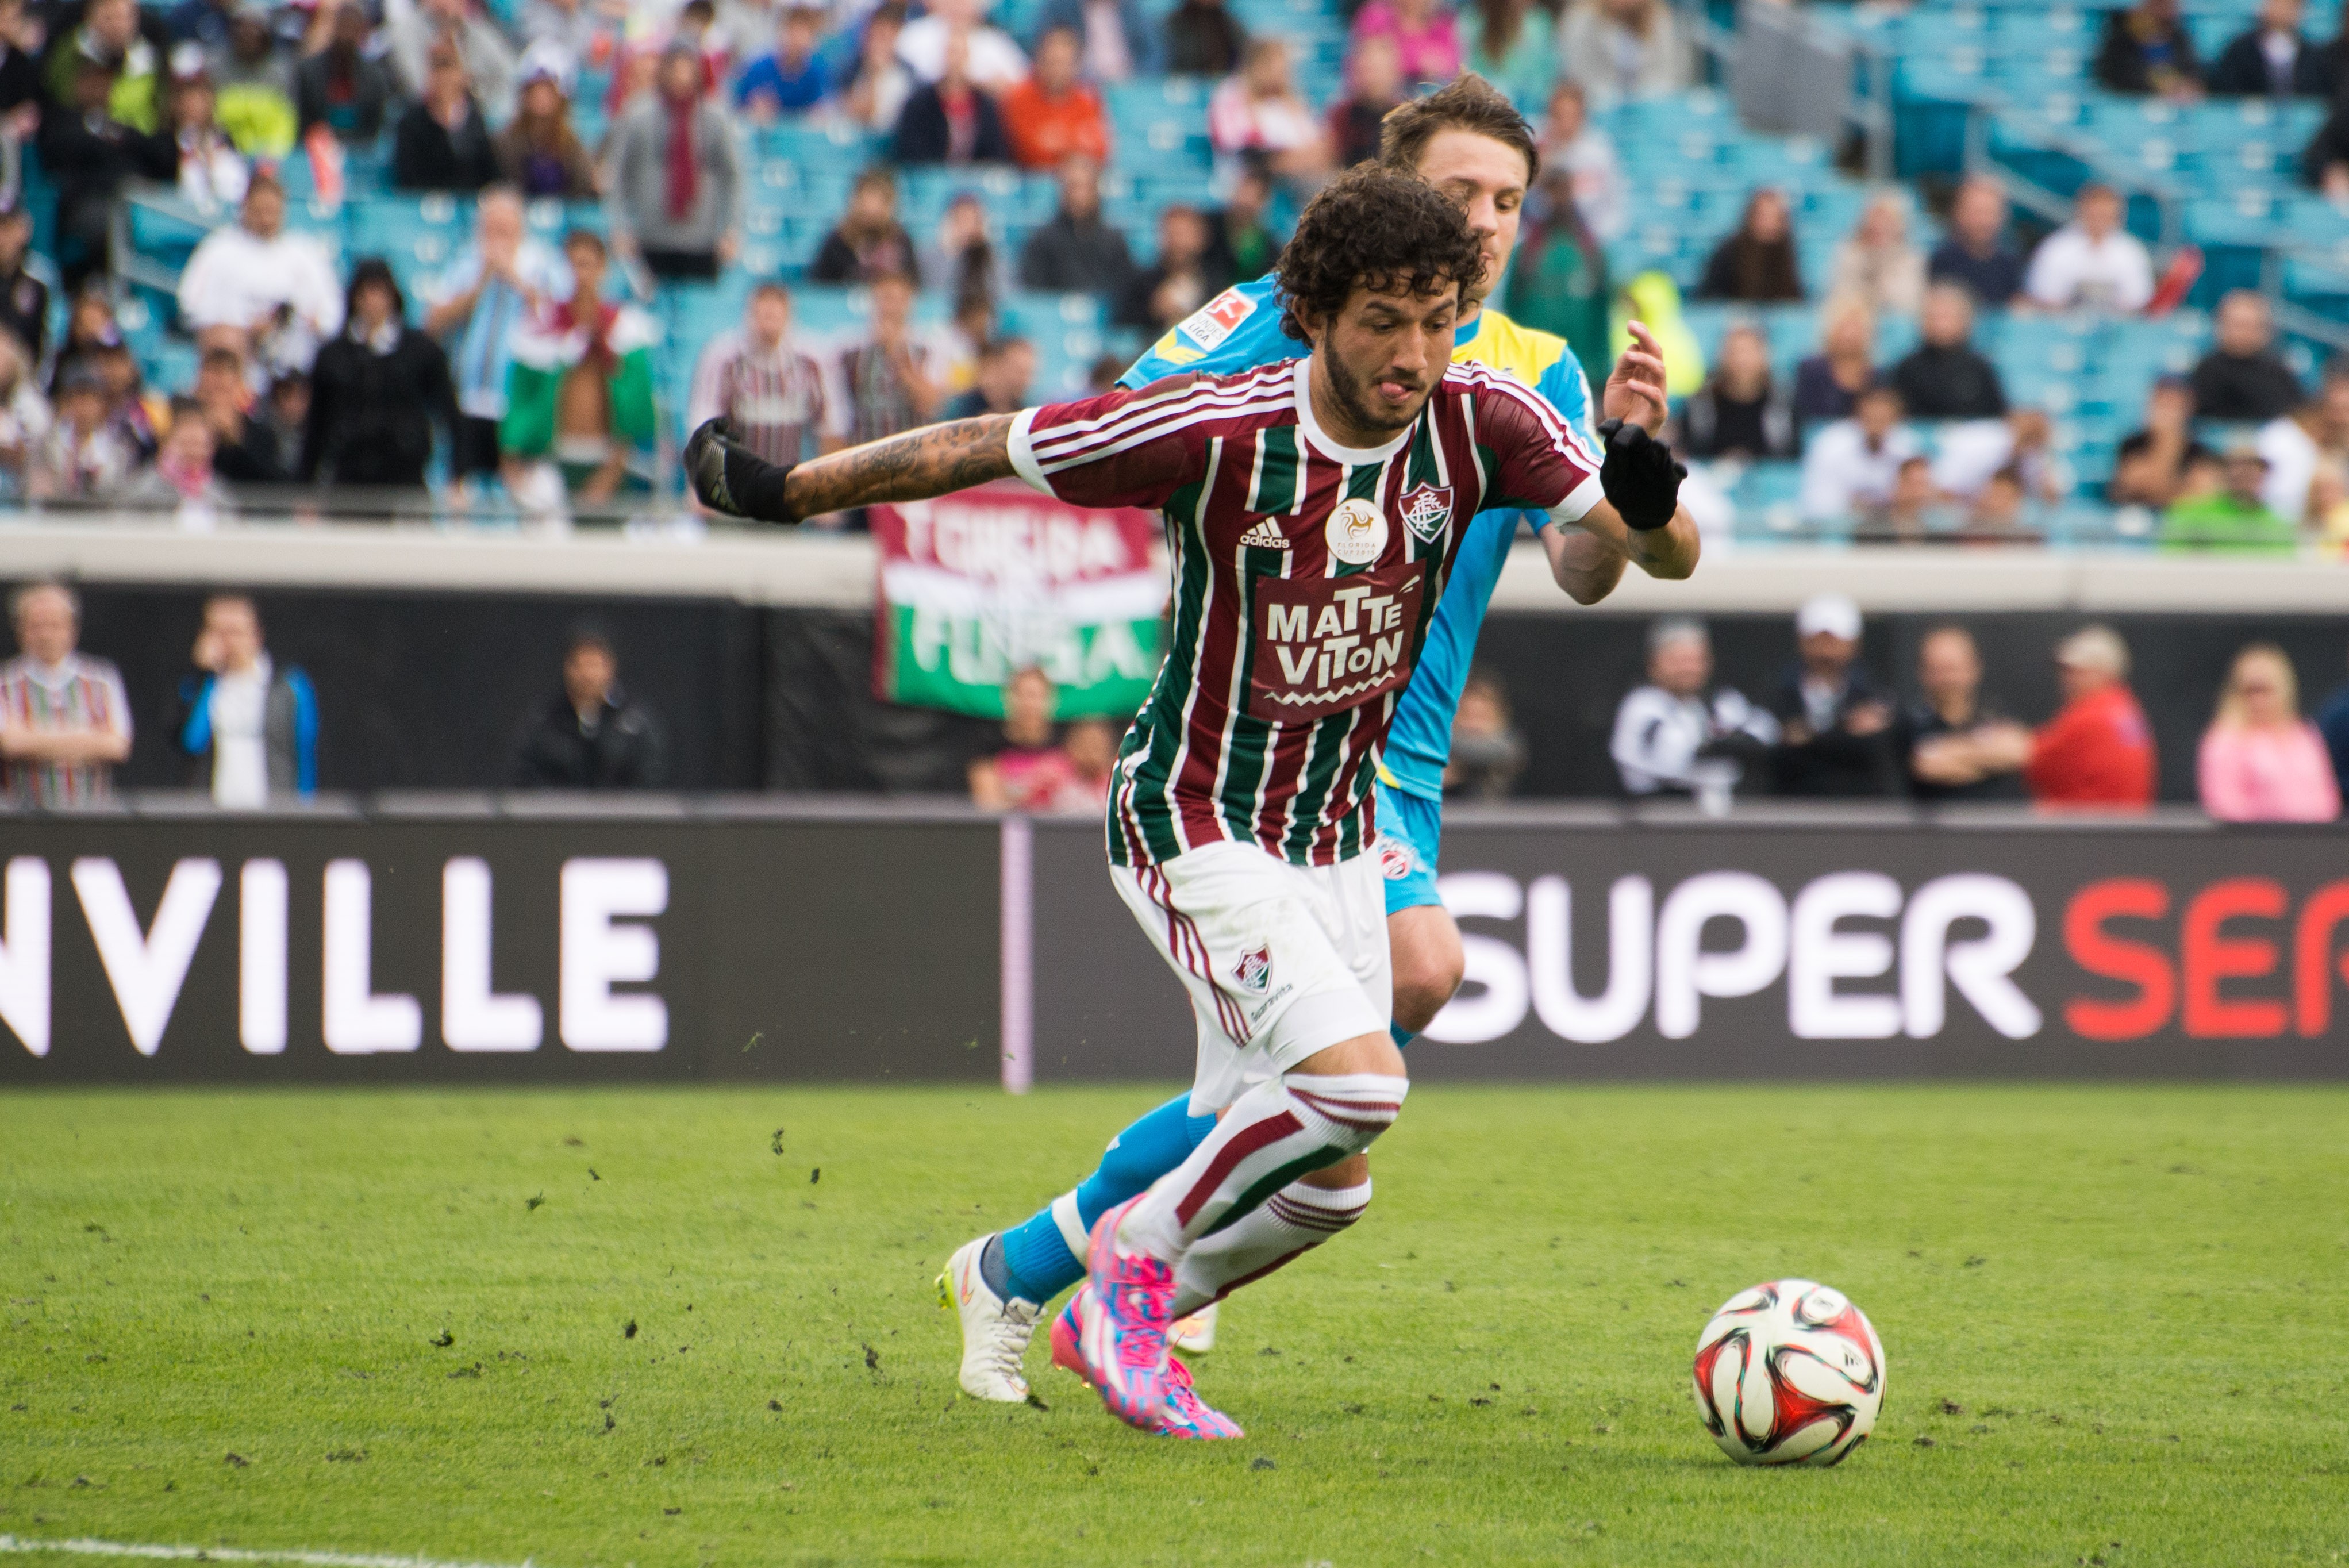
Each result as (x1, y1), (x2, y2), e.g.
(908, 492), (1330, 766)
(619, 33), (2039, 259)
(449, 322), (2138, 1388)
(1274, 166), (1485, 343)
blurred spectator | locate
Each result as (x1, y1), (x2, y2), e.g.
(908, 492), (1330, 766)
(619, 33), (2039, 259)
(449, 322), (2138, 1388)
(115, 395), (234, 520)
(0, 201), (50, 364)
(1205, 163), (1280, 279)
(522, 0), (601, 62)
(2299, 93), (2349, 194)
(1004, 25), (1109, 169)
(262, 371), (309, 459)
(213, 1), (298, 157)
(39, 53), (157, 294)
(1931, 407), (2069, 505)
(1445, 672), (1525, 798)
(1695, 188), (1802, 303)
(671, 0), (731, 86)
(424, 187), (572, 490)
(898, 0), (1028, 89)
(1890, 283), (2007, 421)
(1208, 38), (1331, 193)
(1537, 79), (1624, 244)
(2109, 376), (2205, 508)
(2094, 0), (2202, 97)
(1165, 0), (1245, 78)
(810, 166), (921, 284)
(2315, 649), (2349, 799)
(687, 281), (832, 466)
(1558, 0), (1691, 109)
(1505, 167), (1610, 391)
(0, 0), (33, 125)
(149, 63), (251, 209)
(736, 6), (828, 120)
(2257, 360), (2349, 520)
(1903, 624), (2029, 801)
(890, 30), (1013, 164)
(922, 193), (1012, 318)
(2025, 624), (2155, 809)
(94, 342), (163, 464)
(2160, 442), (2299, 552)
(32, 363), (133, 498)
(1019, 153), (1135, 302)
(2210, 0), (2335, 96)
(51, 289), (126, 395)
(943, 289), (995, 397)
(1056, 718), (1117, 813)
(1800, 381), (1916, 521)
(295, 0), (394, 145)
(385, 0), (516, 120)
(833, 4), (914, 133)
(608, 43), (743, 281)
(169, 0), (237, 51)
(1966, 466), (2039, 541)
(1039, 0), (1162, 82)
(194, 345), (285, 485)
(178, 173), (344, 382)
(1856, 452), (1947, 543)
(1826, 189), (1925, 317)
(1674, 322), (1793, 461)
(1120, 203), (1229, 331)
(2023, 184), (2154, 313)
(394, 44), (500, 193)
(44, 0), (164, 133)
(1459, 0), (1554, 111)
(970, 666), (1074, 809)
(301, 258), (458, 492)
(174, 593), (316, 805)
(2190, 290), (2304, 424)
(828, 271), (941, 447)
(1610, 616), (1776, 802)
(499, 230), (659, 506)
(942, 334), (1034, 418)
(0, 329), (48, 498)
(1928, 175), (2025, 306)
(0, 582), (132, 806)
(1328, 33), (1404, 170)
(511, 627), (667, 789)
(496, 48), (597, 199)
(1769, 593), (1900, 797)
(1350, 0), (1460, 91)
(1086, 351), (1125, 391)
(2198, 642), (2339, 820)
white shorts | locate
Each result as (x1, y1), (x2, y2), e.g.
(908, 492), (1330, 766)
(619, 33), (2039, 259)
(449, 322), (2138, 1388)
(1110, 840), (1392, 1115)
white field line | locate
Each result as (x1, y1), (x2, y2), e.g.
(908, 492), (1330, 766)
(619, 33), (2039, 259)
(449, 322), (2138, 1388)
(0, 1538), (541, 1568)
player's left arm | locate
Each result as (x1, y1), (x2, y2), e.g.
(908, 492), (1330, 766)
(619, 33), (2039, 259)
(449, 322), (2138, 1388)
(686, 413), (1018, 522)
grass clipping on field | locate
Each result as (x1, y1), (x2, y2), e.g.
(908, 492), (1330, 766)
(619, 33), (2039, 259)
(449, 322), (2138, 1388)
(2, 1085), (2347, 1566)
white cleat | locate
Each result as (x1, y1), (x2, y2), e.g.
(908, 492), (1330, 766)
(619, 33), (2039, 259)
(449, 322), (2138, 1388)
(938, 1235), (1040, 1402)
(1169, 1300), (1218, 1355)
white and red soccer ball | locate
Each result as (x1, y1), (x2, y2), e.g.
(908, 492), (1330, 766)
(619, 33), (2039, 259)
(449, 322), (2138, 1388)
(1691, 1279), (1886, 1466)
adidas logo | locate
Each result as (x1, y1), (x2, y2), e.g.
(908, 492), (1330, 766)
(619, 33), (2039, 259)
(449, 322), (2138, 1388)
(1238, 520), (1290, 549)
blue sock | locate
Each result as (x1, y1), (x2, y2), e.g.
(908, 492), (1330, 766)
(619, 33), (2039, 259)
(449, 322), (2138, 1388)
(995, 1092), (1216, 1306)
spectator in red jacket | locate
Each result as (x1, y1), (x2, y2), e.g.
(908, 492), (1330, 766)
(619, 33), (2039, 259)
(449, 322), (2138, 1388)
(1001, 25), (1109, 170)
(2025, 624), (2157, 809)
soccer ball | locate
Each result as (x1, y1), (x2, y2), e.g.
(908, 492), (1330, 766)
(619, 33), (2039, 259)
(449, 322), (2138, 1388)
(1691, 1279), (1886, 1467)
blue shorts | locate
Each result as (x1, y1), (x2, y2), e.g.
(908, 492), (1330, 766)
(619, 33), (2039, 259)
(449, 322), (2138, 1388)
(1371, 778), (1444, 918)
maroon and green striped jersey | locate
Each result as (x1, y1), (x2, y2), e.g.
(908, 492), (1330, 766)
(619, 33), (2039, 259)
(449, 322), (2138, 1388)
(1008, 356), (1602, 868)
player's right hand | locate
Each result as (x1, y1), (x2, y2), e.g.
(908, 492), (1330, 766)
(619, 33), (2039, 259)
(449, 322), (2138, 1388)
(685, 417), (794, 523)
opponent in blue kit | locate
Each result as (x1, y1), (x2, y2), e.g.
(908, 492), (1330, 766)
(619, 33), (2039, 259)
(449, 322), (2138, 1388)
(939, 74), (1701, 1402)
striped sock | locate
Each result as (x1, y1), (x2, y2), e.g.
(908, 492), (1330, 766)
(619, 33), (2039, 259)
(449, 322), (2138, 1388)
(1117, 1072), (1407, 1263)
(1170, 1177), (1371, 1317)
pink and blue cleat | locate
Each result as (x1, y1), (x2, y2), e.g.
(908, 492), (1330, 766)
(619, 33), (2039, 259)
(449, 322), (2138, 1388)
(1052, 1282), (1243, 1440)
(1080, 1197), (1178, 1430)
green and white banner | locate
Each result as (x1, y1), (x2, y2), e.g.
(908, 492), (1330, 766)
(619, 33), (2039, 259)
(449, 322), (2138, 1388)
(870, 483), (1167, 720)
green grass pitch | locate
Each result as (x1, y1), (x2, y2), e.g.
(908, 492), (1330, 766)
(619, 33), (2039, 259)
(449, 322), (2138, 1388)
(3, 1083), (2347, 1566)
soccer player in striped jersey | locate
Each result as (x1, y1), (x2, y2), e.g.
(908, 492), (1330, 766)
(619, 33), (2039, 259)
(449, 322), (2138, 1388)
(936, 74), (1701, 1406)
(688, 163), (1693, 1438)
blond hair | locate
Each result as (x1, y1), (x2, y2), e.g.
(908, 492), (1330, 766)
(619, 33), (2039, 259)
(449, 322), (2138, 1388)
(2215, 642), (2301, 729)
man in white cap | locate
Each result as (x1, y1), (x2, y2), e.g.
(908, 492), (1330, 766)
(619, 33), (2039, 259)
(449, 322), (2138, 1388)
(1768, 591), (1900, 796)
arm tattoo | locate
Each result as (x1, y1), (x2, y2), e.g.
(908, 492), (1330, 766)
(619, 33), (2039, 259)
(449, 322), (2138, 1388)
(783, 414), (1018, 517)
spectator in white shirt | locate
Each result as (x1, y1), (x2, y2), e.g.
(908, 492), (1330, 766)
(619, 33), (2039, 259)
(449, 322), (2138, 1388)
(2258, 360), (2349, 521)
(174, 593), (318, 805)
(897, 0), (1028, 89)
(176, 171), (345, 382)
(2023, 183), (2155, 313)
(1537, 79), (1625, 243)
(1207, 36), (1331, 193)
(1612, 617), (1778, 803)
(1800, 381), (1919, 522)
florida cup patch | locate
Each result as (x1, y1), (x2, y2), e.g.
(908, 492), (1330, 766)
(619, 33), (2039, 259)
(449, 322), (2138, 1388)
(1232, 944), (1273, 995)
(1324, 497), (1388, 566)
(1375, 835), (1419, 880)
(1398, 483), (1453, 543)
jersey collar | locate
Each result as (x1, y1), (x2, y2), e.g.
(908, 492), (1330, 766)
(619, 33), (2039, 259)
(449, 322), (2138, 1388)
(1290, 356), (1416, 467)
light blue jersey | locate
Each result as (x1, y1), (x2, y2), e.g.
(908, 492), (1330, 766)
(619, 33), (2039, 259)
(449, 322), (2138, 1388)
(1123, 277), (1602, 804)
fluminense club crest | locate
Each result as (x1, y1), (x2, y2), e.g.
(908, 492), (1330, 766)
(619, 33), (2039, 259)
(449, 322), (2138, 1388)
(1232, 944), (1272, 995)
(1399, 484), (1453, 543)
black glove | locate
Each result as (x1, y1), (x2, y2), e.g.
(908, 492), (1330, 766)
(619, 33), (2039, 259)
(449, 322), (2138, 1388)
(685, 417), (798, 523)
(1596, 417), (1684, 532)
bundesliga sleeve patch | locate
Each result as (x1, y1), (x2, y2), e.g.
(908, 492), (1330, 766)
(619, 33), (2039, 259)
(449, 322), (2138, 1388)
(1175, 286), (1256, 353)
